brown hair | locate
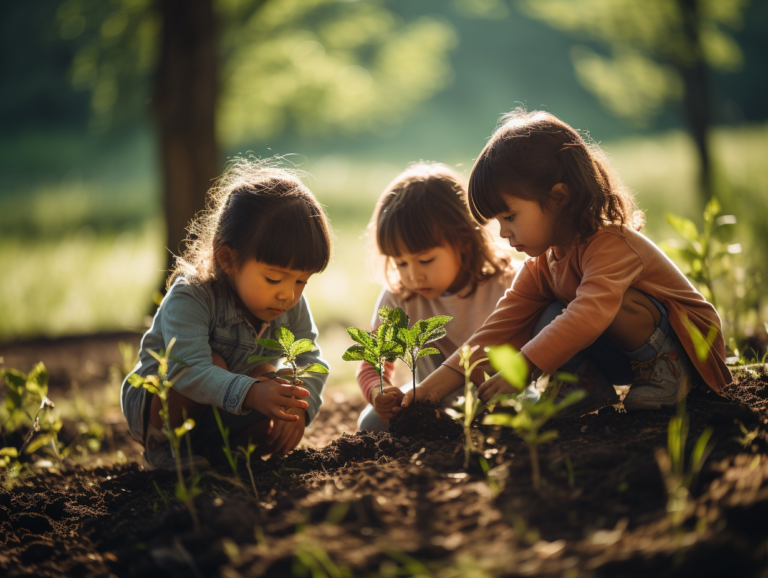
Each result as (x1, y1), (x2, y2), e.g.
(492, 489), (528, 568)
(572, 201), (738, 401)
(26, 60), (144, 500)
(368, 162), (510, 298)
(469, 108), (644, 247)
(169, 157), (332, 288)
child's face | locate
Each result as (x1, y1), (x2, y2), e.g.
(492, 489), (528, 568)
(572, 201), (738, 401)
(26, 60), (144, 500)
(494, 193), (557, 257)
(390, 243), (463, 298)
(226, 259), (314, 323)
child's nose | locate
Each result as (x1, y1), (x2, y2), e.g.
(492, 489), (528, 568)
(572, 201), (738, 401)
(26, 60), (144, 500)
(277, 286), (294, 301)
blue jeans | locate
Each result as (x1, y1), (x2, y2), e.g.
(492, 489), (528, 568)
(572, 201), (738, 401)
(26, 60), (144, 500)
(534, 295), (671, 385)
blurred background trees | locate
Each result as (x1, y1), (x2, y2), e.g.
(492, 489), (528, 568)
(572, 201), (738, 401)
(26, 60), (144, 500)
(1, 0), (766, 368)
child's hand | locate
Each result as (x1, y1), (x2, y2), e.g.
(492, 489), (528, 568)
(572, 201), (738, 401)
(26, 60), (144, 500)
(267, 407), (306, 455)
(400, 382), (440, 408)
(244, 376), (310, 422)
(401, 366), (464, 408)
(476, 373), (517, 403)
(371, 386), (405, 419)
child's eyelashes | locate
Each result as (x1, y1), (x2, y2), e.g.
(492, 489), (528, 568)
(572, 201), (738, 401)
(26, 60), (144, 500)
(265, 277), (280, 285)
(502, 214), (516, 222)
(420, 258), (435, 264)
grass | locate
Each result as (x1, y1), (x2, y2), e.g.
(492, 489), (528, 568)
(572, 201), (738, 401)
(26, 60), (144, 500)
(1, 123), (766, 382)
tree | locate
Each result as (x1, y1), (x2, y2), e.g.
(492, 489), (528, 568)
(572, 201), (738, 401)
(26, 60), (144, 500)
(515, 0), (750, 204)
(58, 0), (457, 268)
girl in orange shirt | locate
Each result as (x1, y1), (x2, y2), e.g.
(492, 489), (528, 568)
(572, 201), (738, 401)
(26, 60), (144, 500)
(403, 109), (731, 417)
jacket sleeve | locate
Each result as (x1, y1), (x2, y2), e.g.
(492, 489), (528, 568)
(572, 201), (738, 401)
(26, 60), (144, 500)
(284, 295), (329, 425)
(522, 232), (644, 373)
(444, 260), (554, 384)
(153, 283), (257, 415)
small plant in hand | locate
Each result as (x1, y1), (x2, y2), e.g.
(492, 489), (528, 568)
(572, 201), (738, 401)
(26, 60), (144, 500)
(249, 327), (329, 386)
(385, 306), (452, 398)
(482, 344), (585, 491)
(128, 338), (201, 530)
(342, 312), (404, 395)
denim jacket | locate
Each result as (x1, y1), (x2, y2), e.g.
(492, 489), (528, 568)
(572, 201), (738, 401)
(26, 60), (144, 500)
(121, 276), (329, 442)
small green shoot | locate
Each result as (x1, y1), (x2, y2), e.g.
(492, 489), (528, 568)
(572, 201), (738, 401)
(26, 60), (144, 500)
(444, 345), (487, 470)
(655, 401), (714, 530)
(0, 447), (28, 490)
(1, 361), (50, 433)
(128, 337), (200, 530)
(482, 344), (585, 491)
(238, 440), (260, 502)
(661, 197), (738, 311)
(681, 312), (719, 363)
(212, 406), (238, 476)
(734, 420), (759, 449)
(249, 326), (329, 386)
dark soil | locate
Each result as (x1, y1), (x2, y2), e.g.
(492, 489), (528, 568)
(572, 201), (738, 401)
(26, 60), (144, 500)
(2, 336), (768, 577)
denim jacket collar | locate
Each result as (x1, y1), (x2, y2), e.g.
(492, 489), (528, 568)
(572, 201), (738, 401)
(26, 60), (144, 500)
(212, 280), (275, 338)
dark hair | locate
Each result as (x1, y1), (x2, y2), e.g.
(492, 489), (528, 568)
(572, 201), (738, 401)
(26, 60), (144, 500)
(169, 157), (332, 288)
(469, 108), (644, 247)
(368, 162), (510, 297)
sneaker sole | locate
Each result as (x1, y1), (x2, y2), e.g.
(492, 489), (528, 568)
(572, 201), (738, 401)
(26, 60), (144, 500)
(623, 376), (692, 412)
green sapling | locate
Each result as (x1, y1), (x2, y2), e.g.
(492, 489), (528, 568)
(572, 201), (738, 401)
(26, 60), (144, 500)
(128, 337), (200, 530)
(482, 344), (585, 491)
(249, 326), (329, 386)
(342, 316), (403, 395)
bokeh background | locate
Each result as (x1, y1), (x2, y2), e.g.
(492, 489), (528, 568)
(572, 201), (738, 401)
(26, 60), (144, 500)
(2, 0), (767, 388)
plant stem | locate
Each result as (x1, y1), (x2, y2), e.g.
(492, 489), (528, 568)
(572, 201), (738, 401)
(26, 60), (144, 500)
(530, 443), (540, 492)
(412, 367), (416, 399)
(245, 454), (259, 502)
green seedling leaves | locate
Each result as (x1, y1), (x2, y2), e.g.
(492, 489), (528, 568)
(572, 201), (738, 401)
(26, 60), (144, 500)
(174, 418), (195, 440)
(0, 447), (19, 458)
(298, 363), (329, 375)
(681, 313), (719, 363)
(347, 327), (375, 349)
(275, 326), (295, 350)
(254, 338), (282, 350)
(417, 347), (440, 359)
(341, 345), (365, 362)
(486, 344), (528, 391)
(290, 339), (317, 358)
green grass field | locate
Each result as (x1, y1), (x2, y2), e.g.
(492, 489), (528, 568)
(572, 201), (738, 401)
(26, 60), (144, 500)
(1, 123), (766, 385)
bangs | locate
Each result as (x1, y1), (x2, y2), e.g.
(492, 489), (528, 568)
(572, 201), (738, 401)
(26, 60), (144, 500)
(468, 154), (509, 224)
(377, 197), (445, 257)
(234, 197), (331, 273)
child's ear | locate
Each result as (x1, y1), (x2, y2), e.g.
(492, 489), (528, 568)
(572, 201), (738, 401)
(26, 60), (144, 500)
(550, 183), (570, 207)
(215, 245), (237, 274)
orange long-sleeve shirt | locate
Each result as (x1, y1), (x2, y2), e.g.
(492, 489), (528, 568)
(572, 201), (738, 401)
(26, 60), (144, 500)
(444, 225), (732, 393)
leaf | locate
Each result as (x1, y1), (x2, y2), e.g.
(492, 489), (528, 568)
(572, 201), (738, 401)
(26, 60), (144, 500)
(483, 413), (515, 427)
(25, 432), (57, 455)
(168, 355), (187, 367)
(254, 338), (283, 351)
(419, 328), (448, 347)
(275, 326), (295, 350)
(666, 213), (700, 245)
(531, 430), (559, 445)
(347, 327), (375, 349)
(342, 346), (366, 362)
(557, 390), (587, 411)
(553, 371), (578, 383)
(26, 362), (49, 396)
(486, 345), (528, 391)
(174, 418), (195, 439)
(289, 339), (317, 359)
(0, 447), (18, 458)
(682, 315), (718, 363)
(396, 327), (414, 348)
(127, 374), (146, 388)
(417, 347), (441, 359)
(424, 315), (453, 332)
(703, 197), (721, 224)
(300, 363), (329, 375)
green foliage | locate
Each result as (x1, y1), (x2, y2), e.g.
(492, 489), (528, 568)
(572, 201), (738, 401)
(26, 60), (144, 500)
(249, 326), (328, 386)
(661, 197), (739, 310)
(655, 402), (714, 530)
(445, 345), (487, 470)
(519, 0), (749, 126)
(681, 312), (719, 363)
(128, 337), (200, 530)
(482, 345), (584, 490)
(343, 316), (403, 395)
(59, 0), (457, 142)
(212, 405), (238, 477)
(238, 440), (260, 502)
(1, 361), (50, 433)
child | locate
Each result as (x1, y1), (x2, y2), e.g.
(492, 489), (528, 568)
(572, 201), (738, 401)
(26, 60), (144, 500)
(402, 109), (732, 416)
(357, 162), (532, 433)
(121, 158), (332, 468)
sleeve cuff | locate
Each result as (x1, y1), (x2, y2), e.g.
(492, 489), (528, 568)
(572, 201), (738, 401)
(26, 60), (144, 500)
(222, 374), (258, 415)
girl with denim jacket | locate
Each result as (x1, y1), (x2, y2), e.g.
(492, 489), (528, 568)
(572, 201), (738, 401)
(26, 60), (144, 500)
(121, 158), (332, 468)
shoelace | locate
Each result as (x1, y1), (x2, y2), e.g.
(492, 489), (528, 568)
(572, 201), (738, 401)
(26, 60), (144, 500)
(630, 350), (679, 380)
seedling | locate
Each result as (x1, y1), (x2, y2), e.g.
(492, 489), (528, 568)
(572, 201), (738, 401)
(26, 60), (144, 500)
(482, 344), (584, 491)
(342, 315), (403, 395)
(661, 196), (738, 311)
(238, 440), (260, 502)
(128, 338), (200, 530)
(249, 326), (329, 386)
(385, 306), (452, 397)
(0, 447), (28, 490)
(444, 345), (487, 469)
(655, 401), (713, 530)
(1, 361), (50, 434)
(212, 405), (238, 476)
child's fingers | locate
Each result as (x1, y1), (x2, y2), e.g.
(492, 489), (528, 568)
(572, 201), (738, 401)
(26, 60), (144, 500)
(275, 384), (310, 399)
(271, 406), (302, 422)
(267, 418), (286, 445)
(401, 389), (413, 407)
(283, 397), (310, 411)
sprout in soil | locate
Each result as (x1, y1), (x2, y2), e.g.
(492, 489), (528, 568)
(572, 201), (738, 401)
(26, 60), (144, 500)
(342, 314), (403, 395)
(482, 344), (585, 491)
(128, 337), (201, 530)
(249, 326), (329, 386)
(444, 344), (487, 470)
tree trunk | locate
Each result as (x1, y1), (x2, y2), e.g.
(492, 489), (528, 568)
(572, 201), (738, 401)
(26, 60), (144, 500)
(153, 0), (219, 273)
(677, 0), (713, 205)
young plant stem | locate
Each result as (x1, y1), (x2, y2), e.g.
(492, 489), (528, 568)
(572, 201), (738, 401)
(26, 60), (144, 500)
(412, 368), (416, 400)
(245, 455), (259, 502)
(161, 399), (199, 531)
